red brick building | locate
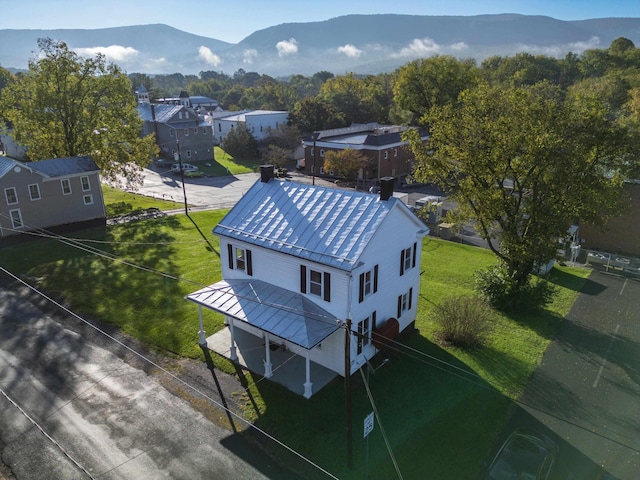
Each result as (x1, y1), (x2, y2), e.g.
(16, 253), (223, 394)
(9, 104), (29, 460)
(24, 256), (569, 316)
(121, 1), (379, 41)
(301, 123), (428, 187)
(580, 182), (640, 256)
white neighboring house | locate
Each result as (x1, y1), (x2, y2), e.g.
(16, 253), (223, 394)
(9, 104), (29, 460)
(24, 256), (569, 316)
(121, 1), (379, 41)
(212, 110), (289, 145)
(187, 167), (429, 398)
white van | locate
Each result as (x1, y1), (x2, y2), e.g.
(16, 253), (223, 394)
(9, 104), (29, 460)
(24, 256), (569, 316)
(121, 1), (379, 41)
(170, 163), (198, 174)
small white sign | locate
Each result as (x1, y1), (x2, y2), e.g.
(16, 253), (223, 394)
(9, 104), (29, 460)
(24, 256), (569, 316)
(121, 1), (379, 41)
(363, 412), (374, 438)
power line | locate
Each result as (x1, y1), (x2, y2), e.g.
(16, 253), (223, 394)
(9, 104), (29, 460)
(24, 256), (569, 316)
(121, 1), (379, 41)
(0, 266), (340, 480)
(4, 213), (638, 458)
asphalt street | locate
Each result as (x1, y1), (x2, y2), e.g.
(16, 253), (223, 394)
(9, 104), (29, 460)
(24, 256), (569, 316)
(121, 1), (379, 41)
(492, 271), (640, 480)
(0, 286), (300, 480)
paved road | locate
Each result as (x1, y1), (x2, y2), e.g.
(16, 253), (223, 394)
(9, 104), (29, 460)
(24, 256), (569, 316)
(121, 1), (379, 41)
(0, 287), (298, 480)
(493, 271), (640, 479)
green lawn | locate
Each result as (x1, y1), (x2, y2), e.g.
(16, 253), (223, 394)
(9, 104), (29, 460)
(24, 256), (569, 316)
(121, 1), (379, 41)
(0, 213), (590, 479)
(101, 184), (182, 217)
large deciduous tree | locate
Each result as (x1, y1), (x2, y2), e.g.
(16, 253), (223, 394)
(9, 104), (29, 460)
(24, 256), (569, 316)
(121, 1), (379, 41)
(0, 39), (157, 186)
(393, 55), (480, 123)
(406, 82), (637, 289)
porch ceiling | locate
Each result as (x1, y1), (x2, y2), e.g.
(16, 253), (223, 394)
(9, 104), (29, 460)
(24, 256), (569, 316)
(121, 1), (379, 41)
(186, 279), (341, 349)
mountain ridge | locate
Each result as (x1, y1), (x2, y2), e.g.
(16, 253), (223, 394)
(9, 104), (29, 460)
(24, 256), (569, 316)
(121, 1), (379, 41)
(1, 14), (638, 76)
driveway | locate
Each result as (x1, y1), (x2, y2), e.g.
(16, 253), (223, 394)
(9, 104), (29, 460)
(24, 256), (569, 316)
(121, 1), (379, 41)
(0, 285), (300, 480)
(491, 271), (640, 479)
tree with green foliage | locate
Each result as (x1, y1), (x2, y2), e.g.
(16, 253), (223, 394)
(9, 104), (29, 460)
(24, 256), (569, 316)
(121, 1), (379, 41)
(0, 38), (158, 186)
(290, 97), (345, 133)
(405, 82), (637, 293)
(393, 55), (480, 123)
(221, 124), (257, 159)
(317, 73), (386, 125)
(322, 148), (367, 183)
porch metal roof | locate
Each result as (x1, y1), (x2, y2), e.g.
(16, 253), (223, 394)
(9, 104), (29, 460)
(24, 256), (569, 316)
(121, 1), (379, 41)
(186, 279), (341, 349)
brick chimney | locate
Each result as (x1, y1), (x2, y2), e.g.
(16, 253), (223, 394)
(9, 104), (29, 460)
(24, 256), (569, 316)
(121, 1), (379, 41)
(260, 165), (275, 183)
(379, 176), (395, 201)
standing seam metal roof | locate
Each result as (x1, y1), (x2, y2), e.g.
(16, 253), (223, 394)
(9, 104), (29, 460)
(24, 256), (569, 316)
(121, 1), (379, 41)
(186, 279), (340, 349)
(213, 180), (398, 271)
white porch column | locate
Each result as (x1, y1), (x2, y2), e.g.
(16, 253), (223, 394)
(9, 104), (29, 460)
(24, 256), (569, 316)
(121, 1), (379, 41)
(228, 317), (238, 361)
(303, 349), (313, 399)
(197, 305), (207, 346)
(263, 333), (273, 378)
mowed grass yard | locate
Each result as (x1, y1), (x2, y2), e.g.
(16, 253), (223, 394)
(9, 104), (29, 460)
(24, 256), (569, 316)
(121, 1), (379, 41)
(0, 200), (591, 479)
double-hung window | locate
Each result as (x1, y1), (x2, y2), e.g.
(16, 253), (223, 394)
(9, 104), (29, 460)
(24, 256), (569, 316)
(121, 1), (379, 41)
(357, 312), (375, 355)
(397, 288), (413, 318)
(359, 265), (378, 303)
(4, 187), (18, 205)
(81, 176), (91, 192)
(9, 209), (23, 229)
(61, 179), (72, 195)
(400, 242), (417, 276)
(28, 184), (41, 201)
(227, 244), (253, 275)
(300, 265), (331, 302)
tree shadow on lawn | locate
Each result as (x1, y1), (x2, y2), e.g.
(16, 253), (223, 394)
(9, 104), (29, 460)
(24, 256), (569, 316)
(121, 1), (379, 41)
(247, 332), (519, 480)
(546, 267), (607, 295)
(31, 215), (205, 357)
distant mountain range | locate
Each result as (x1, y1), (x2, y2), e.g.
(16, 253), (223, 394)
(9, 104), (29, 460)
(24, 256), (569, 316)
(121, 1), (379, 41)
(1, 14), (639, 77)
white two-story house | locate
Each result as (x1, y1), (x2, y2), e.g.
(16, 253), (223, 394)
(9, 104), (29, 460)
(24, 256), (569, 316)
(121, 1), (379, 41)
(187, 166), (428, 398)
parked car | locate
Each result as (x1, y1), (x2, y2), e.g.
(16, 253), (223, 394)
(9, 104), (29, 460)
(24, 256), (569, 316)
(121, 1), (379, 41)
(486, 430), (558, 480)
(170, 163), (199, 174)
(183, 169), (204, 178)
(153, 158), (173, 167)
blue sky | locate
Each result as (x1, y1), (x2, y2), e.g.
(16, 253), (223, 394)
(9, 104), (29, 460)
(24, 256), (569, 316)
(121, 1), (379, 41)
(2, 0), (638, 43)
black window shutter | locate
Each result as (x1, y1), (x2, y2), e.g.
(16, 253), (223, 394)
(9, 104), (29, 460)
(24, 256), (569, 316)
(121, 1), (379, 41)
(359, 273), (364, 303)
(300, 265), (307, 293)
(227, 244), (234, 269)
(400, 249), (405, 276)
(397, 295), (402, 318)
(409, 287), (413, 310)
(372, 311), (377, 329)
(324, 272), (331, 302)
(412, 243), (417, 268)
(373, 265), (378, 293)
(246, 249), (253, 276)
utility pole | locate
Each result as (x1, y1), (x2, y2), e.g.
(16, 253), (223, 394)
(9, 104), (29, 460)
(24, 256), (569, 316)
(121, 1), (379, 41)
(176, 139), (189, 216)
(344, 318), (353, 468)
(312, 131), (320, 186)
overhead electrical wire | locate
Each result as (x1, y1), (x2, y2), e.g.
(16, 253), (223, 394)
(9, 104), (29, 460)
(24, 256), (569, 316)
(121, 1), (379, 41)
(0, 266), (340, 480)
(2, 212), (638, 461)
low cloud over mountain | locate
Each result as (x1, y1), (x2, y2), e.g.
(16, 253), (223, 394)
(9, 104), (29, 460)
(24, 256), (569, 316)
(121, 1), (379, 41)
(1, 14), (638, 76)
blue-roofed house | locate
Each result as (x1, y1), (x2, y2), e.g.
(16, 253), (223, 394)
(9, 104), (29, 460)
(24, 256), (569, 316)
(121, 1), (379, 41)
(0, 156), (105, 239)
(301, 123), (429, 189)
(187, 166), (428, 397)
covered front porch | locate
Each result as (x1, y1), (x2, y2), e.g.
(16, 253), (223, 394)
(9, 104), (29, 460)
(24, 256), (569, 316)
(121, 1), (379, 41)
(187, 279), (342, 398)
(202, 327), (338, 397)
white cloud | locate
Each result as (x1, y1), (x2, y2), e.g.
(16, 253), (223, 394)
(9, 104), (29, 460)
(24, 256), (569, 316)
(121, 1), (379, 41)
(73, 45), (139, 62)
(337, 44), (364, 58)
(450, 42), (468, 51)
(395, 38), (441, 57)
(516, 36), (601, 58)
(276, 38), (298, 56)
(243, 49), (258, 64)
(197, 46), (222, 67)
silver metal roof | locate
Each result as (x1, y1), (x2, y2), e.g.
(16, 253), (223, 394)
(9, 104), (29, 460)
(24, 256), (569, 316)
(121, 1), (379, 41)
(186, 279), (340, 349)
(213, 179), (402, 271)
